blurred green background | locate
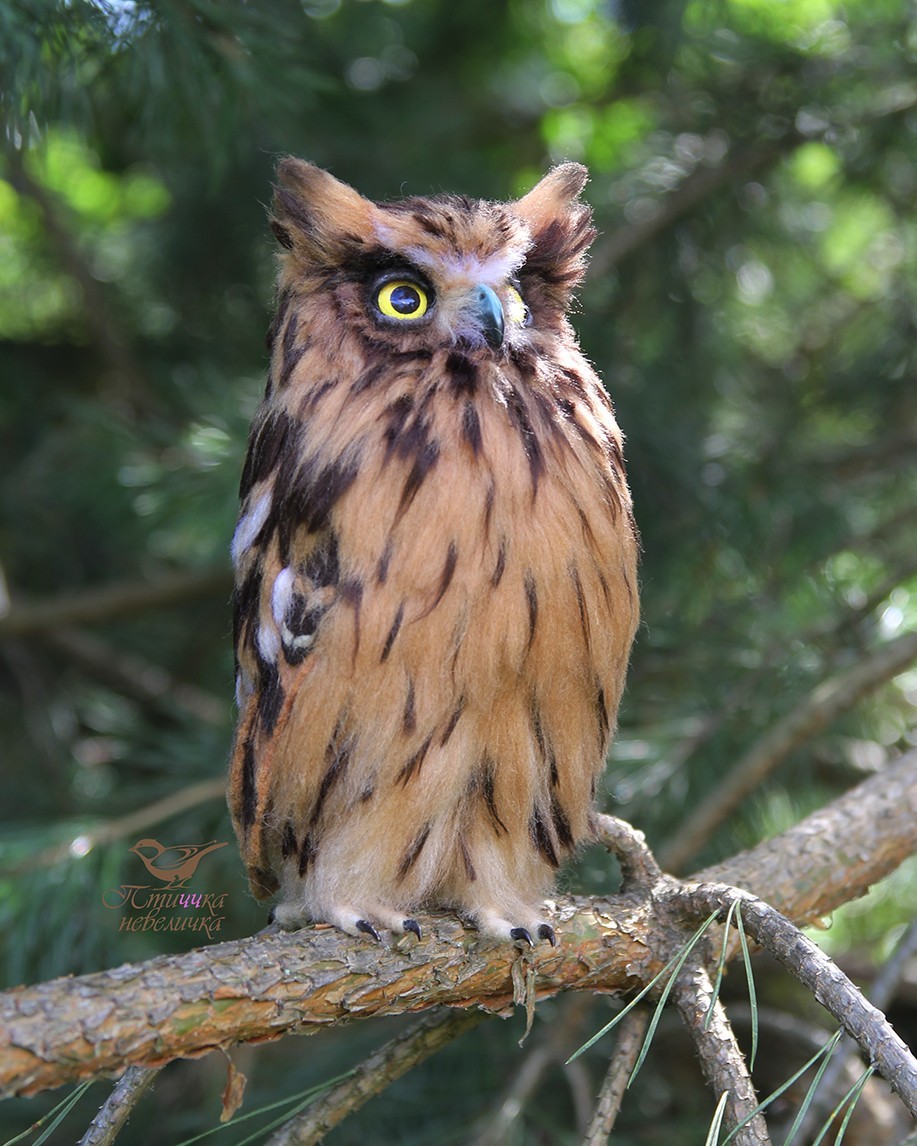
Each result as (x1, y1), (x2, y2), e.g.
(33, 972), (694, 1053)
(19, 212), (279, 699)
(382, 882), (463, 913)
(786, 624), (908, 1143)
(1, 1), (915, 1142)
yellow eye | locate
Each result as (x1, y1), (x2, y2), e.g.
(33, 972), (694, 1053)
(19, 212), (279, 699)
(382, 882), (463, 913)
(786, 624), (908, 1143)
(505, 285), (530, 327)
(375, 280), (429, 321)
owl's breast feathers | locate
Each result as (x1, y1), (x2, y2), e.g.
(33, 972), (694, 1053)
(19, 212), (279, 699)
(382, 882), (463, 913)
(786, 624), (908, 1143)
(230, 331), (638, 903)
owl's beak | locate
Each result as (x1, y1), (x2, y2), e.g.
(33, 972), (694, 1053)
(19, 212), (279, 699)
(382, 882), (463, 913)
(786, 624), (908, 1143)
(472, 284), (505, 349)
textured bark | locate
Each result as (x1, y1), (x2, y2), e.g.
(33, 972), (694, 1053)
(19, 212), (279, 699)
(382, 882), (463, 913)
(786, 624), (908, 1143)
(0, 900), (656, 1099)
(582, 1007), (650, 1144)
(697, 747), (917, 923)
(666, 884), (917, 1121)
(671, 960), (771, 1145)
(0, 749), (914, 1100)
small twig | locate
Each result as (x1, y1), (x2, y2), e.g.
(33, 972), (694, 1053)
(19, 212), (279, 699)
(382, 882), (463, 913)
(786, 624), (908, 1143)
(672, 958), (771, 1145)
(591, 812), (662, 889)
(4, 777), (226, 874)
(588, 822), (769, 1142)
(564, 1056), (594, 1136)
(591, 141), (786, 274)
(660, 630), (917, 872)
(0, 567), (232, 638)
(665, 883), (917, 1120)
(78, 1066), (160, 1146)
(265, 1008), (485, 1145)
(472, 1044), (554, 1146)
(471, 994), (593, 1146)
(582, 1006), (651, 1144)
(42, 626), (228, 726)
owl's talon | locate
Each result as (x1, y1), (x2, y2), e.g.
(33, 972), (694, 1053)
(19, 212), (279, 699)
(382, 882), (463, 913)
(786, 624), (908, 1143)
(537, 923), (557, 946)
(356, 918), (382, 942)
(267, 907), (277, 925)
(402, 918), (422, 939)
(510, 926), (534, 947)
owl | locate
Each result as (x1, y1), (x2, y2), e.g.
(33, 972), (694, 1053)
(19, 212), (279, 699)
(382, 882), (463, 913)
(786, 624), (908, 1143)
(228, 158), (639, 946)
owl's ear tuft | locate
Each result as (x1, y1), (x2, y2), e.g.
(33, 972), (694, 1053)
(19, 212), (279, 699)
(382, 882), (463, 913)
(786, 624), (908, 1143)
(514, 162), (589, 224)
(513, 163), (596, 301)
(271, 158), (375, 260)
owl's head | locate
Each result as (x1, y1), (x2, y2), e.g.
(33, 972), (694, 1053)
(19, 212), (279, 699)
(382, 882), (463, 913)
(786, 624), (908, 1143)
(269, 158), (595, 357)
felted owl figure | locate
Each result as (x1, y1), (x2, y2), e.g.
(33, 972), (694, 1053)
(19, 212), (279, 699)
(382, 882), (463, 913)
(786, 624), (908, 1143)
(228, 158), (639, 946)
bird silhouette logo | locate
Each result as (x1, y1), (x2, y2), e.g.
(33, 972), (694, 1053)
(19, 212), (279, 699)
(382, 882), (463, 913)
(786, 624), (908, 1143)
(129, 838), (229, 888)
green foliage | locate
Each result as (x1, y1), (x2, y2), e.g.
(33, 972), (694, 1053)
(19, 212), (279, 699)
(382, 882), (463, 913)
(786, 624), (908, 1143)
(1, 0), (915, 1141)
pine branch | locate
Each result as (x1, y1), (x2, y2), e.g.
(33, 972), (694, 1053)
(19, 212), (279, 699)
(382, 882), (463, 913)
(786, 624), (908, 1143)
(582, 1007), (650, 1144)
(790, 921), (917, 1141)
(43, 627), (228, 726)
(8, 778), (226, 875)
(664, 883), (917, 1119)
(266, 1009), (485, 1146)
(0, 567), (232, 637)
(696, 750), (916, 923)
(660, 630), (917, 871)
(670, 959), (770, 1145)
(77, 1066), (160, 1146)
(0, 749), (913, 1100)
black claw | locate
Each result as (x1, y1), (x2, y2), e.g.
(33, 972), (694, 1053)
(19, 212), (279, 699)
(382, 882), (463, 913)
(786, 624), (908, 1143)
(510, 926), (534, 947)
(402, 918), (422, 939)
(356, 919), (381, 942)
(267, 907), (277, 924)
(537, 924), (557, 946)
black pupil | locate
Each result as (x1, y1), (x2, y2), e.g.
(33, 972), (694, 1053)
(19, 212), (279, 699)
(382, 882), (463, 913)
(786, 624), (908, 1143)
(390, 284), (420, 314)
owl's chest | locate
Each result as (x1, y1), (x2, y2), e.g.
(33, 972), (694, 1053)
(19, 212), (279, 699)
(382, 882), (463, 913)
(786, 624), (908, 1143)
(306, 373), (626, 614)
(245, 367), (635, 712)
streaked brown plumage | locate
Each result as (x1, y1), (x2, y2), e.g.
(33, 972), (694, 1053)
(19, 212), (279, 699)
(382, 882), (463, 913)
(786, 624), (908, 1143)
(227, 158), (639, 944)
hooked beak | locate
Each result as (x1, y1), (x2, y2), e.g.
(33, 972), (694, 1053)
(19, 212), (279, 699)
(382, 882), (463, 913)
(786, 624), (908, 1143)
(471, 283), (504, 349)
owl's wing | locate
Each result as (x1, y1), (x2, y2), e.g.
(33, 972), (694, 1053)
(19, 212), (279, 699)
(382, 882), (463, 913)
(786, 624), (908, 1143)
(229, 525), (341, 896)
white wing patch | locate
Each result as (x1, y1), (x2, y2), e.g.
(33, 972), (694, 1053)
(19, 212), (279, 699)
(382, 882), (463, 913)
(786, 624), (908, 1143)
(231, 491), (273, 566)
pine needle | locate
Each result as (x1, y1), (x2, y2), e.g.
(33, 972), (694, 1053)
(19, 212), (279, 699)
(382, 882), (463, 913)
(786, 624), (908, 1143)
(172, 1071), (354, 1146)
(781, 1027), (847, 1144)
(2, 1081), (93, 1146)
(735, 901), (759, 1070)
(704, 1091), (730, 1146)
(810, 1065), (875, 1146)
(721, 1030), (843, 1145)
(704, 898), (739, 1031)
